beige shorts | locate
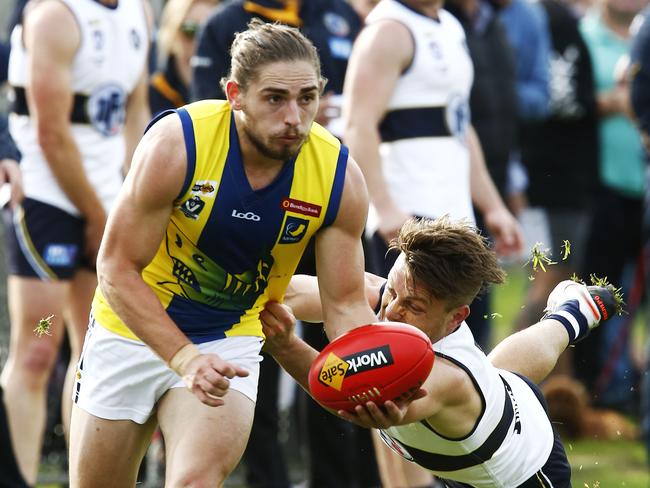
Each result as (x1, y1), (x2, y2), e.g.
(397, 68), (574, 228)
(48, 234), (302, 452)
(73, 317), (264, 424)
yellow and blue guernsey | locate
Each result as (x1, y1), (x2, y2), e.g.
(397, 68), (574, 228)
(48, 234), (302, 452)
(92, 100), (348, 343)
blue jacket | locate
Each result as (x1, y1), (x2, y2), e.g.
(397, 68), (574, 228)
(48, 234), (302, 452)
(500, 0), (552, 120)
(191, 0), (361, 100)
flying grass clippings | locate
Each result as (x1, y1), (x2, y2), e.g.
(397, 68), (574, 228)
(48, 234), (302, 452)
(34, 314), (54, 337)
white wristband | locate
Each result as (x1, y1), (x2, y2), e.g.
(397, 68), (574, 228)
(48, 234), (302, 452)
(168, 343), (201, 377)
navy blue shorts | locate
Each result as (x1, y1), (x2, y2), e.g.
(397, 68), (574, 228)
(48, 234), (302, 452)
(441, 374), (571, 488)
(2, 198), (92, 280)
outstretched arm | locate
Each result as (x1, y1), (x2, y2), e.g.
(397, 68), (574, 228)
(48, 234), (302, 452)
(284, 272), (385, 323)
(315, 157), (378, 339)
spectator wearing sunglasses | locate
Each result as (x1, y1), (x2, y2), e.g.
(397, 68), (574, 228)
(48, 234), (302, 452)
(149, 0), (219, 116)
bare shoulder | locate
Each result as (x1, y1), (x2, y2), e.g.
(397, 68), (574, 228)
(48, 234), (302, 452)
(24, 0), (79, 42)
(125, 114), (187, 205)
(353, 19), (413, 67)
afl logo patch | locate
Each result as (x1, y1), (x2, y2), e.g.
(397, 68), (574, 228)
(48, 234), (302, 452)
(87, 84), (127, 136)
(178, 196), (205, 220)
(279, 216), (309, 244)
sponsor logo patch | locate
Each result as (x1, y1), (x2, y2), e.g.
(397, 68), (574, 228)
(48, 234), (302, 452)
(191, 180), (217, 198)
(43, 244), (78, 267)
(279, 216), (309, 244)
(232, 209), (261, 221)
(592, 294), (609, 320)
(343, 345), (394, 377)
(318, 352), (349, 391)
(280, 197), (321, 218)
(87, 83), (127, 136)
(317, 345), (394, 391)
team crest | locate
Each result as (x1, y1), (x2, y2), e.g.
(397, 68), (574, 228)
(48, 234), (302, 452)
(279, 216), (309, 244)
(178, 196), (205, 220)
(445, 94), (470, 141)
(87, 84), (127, 136)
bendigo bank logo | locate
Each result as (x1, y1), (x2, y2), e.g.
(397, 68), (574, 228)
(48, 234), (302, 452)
(318, 345), (394, 391)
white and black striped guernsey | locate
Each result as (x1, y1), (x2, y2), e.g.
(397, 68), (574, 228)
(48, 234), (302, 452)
(8, 0), (148, 216)
(379, 322), (555, 487)
(365, 0), (475, 234)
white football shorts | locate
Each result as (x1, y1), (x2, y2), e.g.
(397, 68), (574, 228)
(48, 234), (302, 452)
(73, 317), (264, 424)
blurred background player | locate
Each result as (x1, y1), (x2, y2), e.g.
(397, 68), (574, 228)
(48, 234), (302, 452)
(1, 0), (151, 483)
(574, 0), (646, 413)
(341, 1), (523, 483)
(149, 0), (219, 116)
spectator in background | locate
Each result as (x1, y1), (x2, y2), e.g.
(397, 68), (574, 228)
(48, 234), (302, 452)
(1, 0), (151, 483)
(446, 0), (519, 348)
(495, 0), (551, 219)
(192, 0), (360, 137)
(191, 3), (379, 487)
(514, 0), (599, 355)
(499, 0), (552, 121)
(0, 118), (25, 487)
(149, 0), (219, 116)
(576, 0), (647, 413)
(627, 2), (650, 466)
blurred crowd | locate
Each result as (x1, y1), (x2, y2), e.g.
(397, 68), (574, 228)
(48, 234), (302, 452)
(0, 0), (650, 486)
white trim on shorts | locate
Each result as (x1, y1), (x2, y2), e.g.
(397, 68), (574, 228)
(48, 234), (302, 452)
(73, 317), (264, 424)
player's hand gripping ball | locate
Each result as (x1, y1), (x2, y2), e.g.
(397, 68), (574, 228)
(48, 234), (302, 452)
(308, 322), (435, 413)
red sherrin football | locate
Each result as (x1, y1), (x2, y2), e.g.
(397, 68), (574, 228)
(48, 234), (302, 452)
(308, 322), (435, 413)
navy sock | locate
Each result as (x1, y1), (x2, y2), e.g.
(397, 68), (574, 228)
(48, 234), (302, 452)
(545, 299), (589, 344)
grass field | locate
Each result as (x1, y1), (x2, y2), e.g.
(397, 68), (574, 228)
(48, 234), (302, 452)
(493, 264), (649, 488)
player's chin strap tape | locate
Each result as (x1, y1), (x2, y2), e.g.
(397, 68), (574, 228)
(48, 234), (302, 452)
(10, 86), (91, 124)
(393, 376), (515, 472)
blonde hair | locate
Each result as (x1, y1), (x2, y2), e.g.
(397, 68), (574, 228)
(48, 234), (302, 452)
(157, 0), (219, 59)
(220, 19), (324, 93)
